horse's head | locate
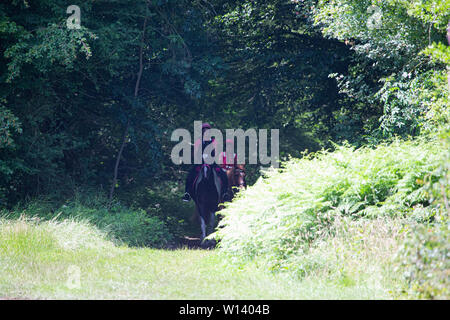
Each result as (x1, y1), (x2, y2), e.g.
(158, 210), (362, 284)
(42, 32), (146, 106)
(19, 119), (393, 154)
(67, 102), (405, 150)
(233, 165), (246, 191)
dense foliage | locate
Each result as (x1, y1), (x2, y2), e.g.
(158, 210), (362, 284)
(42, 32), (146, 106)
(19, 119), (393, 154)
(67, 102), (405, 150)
(216, 0), (449, 299)
(0, 0), (384, 206)
(217, 138), (448, 297)
(0, 0), (448, 298)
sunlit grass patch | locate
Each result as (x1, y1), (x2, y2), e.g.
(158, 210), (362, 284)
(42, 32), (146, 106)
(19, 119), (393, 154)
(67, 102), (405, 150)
(0, 216), (395, 299)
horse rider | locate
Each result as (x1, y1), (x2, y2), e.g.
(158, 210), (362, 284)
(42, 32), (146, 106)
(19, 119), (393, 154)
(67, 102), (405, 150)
(182, 123), (230, 202)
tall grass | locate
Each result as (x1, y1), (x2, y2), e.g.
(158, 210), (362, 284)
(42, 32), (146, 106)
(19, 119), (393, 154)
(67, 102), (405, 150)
(2, 195), (173, 248)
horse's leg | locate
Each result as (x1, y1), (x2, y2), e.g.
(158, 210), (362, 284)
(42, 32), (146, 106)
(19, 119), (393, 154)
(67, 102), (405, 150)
(199, 213), (207, 241)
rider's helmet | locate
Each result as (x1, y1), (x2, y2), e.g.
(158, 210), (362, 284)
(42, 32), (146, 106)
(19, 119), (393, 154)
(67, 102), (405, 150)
(202, 122), (211, 129)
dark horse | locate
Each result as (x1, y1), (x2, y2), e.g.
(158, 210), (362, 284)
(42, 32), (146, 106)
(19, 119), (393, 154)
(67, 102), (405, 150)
(193, 164), (222, 242)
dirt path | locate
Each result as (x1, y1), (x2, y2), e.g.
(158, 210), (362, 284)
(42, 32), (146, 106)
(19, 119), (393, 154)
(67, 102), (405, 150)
(166, 236), (217, 250)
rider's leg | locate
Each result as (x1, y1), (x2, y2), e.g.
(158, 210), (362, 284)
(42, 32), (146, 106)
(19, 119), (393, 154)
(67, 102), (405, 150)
(183, 167), (197, 201)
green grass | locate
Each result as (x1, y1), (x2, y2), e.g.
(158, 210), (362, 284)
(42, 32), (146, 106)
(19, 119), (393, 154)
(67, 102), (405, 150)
(0, 217), (395, 299)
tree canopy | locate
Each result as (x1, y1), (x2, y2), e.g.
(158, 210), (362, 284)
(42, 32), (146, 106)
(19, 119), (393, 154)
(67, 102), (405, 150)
(0, 0), (448, 205)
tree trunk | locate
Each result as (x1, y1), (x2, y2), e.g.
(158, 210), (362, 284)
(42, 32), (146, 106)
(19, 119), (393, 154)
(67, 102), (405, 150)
(108, 8), (148, 206)
(108, 118), (130, 203)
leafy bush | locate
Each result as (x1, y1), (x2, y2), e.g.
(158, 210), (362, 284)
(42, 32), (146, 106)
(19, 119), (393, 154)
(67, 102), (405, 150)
(216, 138), (447, 281)
(119, 181), (198, 240)
(396, 218), (449, 299)
(395, 136), (449, 299)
